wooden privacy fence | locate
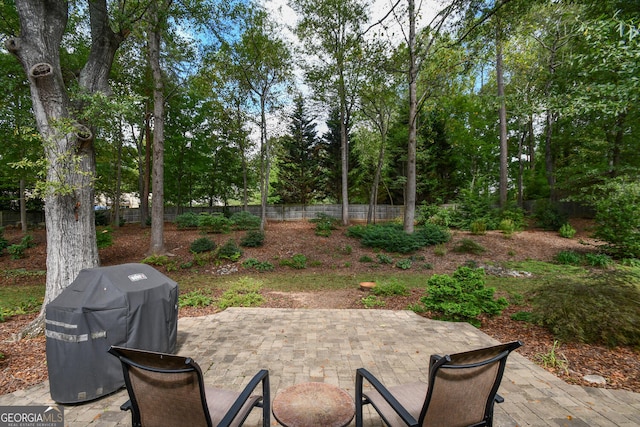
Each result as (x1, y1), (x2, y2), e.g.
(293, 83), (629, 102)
(0, 210), (45, 227)
(123, 204), (405, 224)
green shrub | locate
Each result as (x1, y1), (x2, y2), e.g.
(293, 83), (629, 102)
(592, 179), (640, 258)
(179, 290), (213, 307)
(240, 230), (265, 247)
(372, 279), (409, 296)
(433, 244), (447, 257)
(554, 250), (582, 265)
(376, 254), (394, 264)
(416, 202), (453, 227)
(354, 223), (449, 254)
(452, 238), (486, 255)
(95, 209), (110, 226)
(190, 237), (216, 253)
(450, 186), (498, 230)
(280, 254), (307, 269)
(7, 244), (25, 260)
(499, 207), (525, 231)
(242, 258), (274, 272)
(418, 266), (508, 326)
(361, 295), (385, 308)
(198, 213), (232, 234)
(19, 234), (35, 248)
(531, 271), (640, 346)
(584, 253), (612, 268)
(415, 223), (451, 246)
(175, 212), (200, 229)
(0, 228), (8, 255)
(511, 311), (534, 322)
(217, 239), (242, 261)
(498, 219), (516, 237)
(533, 200), (567, 231)
(358, 255), (374, 263)
(395, 259), (412, 270)
(470, 220), (487, 235)
(310, 213), (339, 237)
(559, 223), (576, 239)
(230, 211), (261, 230)
(96, 227), (113, 249)
(141, 254), (171, 266)
(218, 277), (264, 309)
(346, 224), (368, 239)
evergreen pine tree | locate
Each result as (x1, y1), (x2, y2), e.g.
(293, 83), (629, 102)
(274, 95), (321, 204)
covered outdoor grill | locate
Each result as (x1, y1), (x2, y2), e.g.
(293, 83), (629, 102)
(45, 263), (179, 404)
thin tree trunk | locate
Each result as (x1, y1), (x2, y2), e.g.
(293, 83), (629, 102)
(497, 30), (508, 208)
(259, 96), (269, 232)
(19, 179), (27, 233)
(140, 110), (152, 226)
(404, 0), (417, 234)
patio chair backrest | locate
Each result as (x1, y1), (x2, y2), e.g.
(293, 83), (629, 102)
(109, 346), (212, 427)
(420, 341), (522, 427)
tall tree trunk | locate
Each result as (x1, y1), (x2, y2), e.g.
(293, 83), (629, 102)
(113, 117), (123, 227)
(404, 0), (417, 234)
(497, 29), (508, 208)
(339, 72), (350, 226)
(140, 110), (152, 226)
(259, 96), (270, 232)
(148, 2), (165, 254)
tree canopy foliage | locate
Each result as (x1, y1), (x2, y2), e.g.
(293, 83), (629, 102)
(1, 0), (638, 223)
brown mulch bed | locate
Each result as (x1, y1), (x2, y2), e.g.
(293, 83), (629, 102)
(1, 219), (639, 396)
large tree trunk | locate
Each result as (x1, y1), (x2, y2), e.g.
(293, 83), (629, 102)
(404, 0), (417, 234)
(148, 2), (166, 254)
(6, 0), (125, 337)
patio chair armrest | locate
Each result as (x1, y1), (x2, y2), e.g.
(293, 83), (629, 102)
(119, 400), (132, 412)
(218, 369), (270, 427)
(356, 368), (418, 427)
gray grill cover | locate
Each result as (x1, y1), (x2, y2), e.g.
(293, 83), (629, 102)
(45, 263), (178, 403)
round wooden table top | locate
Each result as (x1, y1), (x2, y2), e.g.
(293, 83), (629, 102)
(272, 382), (355, 427)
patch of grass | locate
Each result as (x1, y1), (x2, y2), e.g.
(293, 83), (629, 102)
(361, 295), (385, 308)
(218, 277), (265, 309)
(359, 255), (374, 263)
(536, 340), (569, 374)
(179, 290), (213, 308)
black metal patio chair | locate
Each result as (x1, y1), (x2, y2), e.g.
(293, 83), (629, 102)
(355, 340), (523, 427)
(109, 346), (270, 427)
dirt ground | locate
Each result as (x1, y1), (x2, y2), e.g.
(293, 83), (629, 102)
(1, 219), (639, 396)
